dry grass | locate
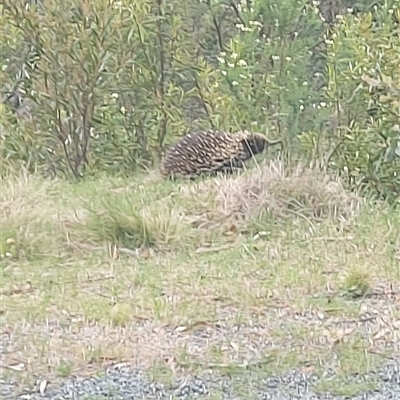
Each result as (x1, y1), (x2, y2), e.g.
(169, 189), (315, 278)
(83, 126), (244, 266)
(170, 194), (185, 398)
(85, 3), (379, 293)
(177, 161), (363, 230)
(1, 163), (399, 397)
(216, 161), (361, 219)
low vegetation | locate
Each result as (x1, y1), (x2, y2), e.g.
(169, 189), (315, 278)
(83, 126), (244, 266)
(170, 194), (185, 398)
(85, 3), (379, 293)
(1, 163), (399, 397)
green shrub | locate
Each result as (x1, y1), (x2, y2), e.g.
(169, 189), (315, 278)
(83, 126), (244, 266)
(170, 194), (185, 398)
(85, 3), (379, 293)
(2, 0), (398, 198)
(1, 0), (332, 177)
(300, 5), (400, 202)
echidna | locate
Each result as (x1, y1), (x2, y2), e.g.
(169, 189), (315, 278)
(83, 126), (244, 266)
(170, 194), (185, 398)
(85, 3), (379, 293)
(160, 129), (282, 179)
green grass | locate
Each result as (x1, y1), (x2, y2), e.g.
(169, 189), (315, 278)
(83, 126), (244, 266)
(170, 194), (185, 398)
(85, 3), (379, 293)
(1, 162), (399, 397)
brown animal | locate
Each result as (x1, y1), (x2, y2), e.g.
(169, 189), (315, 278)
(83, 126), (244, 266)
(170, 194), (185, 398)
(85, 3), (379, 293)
(160, 129), (282, 179)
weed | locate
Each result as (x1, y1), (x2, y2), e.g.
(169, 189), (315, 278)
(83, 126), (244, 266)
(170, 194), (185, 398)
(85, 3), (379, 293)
(56, 360), (74, 377)
(343, 269), (371, 298)
(109, 303), (134, 327)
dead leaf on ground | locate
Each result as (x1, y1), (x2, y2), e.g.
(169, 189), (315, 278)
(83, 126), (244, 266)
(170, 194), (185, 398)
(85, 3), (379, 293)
(195, 244), (235, 253)
(0, 282), (33, 296)
(39, 379), (49, 395)
(175, 320), (214, 333)
(164, 356), (178, 374)
(4, 361), (26, 372)
(323, 326), (356, 343)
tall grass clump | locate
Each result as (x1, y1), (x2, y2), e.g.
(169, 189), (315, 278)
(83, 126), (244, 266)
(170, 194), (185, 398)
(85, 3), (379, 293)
(74, 192), (194, 251)
(185, 161), (363, 232)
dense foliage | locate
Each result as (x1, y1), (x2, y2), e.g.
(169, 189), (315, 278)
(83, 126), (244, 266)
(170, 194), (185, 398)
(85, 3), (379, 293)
(1, 0), (399, 200)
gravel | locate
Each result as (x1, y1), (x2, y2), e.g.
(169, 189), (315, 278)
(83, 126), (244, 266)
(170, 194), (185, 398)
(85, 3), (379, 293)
(2, 290), (399, 400)
(2, 359), (399, 400)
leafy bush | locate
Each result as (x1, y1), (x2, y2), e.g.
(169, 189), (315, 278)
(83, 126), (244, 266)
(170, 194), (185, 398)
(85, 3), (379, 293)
(300, 4), (400, 202)
(1, 0), (208, 176)
(1, 0), (329, 176)
(1, 0), (399, 204)
(215, 0), (328, 143)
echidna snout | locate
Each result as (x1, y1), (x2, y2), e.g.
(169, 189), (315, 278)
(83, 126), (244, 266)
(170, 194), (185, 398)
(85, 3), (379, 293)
(241, 131), (281, 157)
(244, 133), (267, 155)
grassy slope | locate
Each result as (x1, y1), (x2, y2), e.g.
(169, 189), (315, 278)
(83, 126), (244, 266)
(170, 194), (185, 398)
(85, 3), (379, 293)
(1, 161), (399, 397)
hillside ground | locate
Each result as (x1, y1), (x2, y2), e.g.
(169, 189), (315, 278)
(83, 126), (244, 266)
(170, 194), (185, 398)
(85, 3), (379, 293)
(1, 160), (399, 398)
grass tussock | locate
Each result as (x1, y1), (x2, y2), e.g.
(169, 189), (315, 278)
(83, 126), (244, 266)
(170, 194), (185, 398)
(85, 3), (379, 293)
(73, 193), (195, 250)
(185, 161), (363, 229)
(0, 171), (66, 260)
(342, 268), (372, 298)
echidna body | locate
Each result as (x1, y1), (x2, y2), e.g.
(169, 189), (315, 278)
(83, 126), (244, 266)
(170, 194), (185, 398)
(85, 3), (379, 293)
(160, 129), (281, 179)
